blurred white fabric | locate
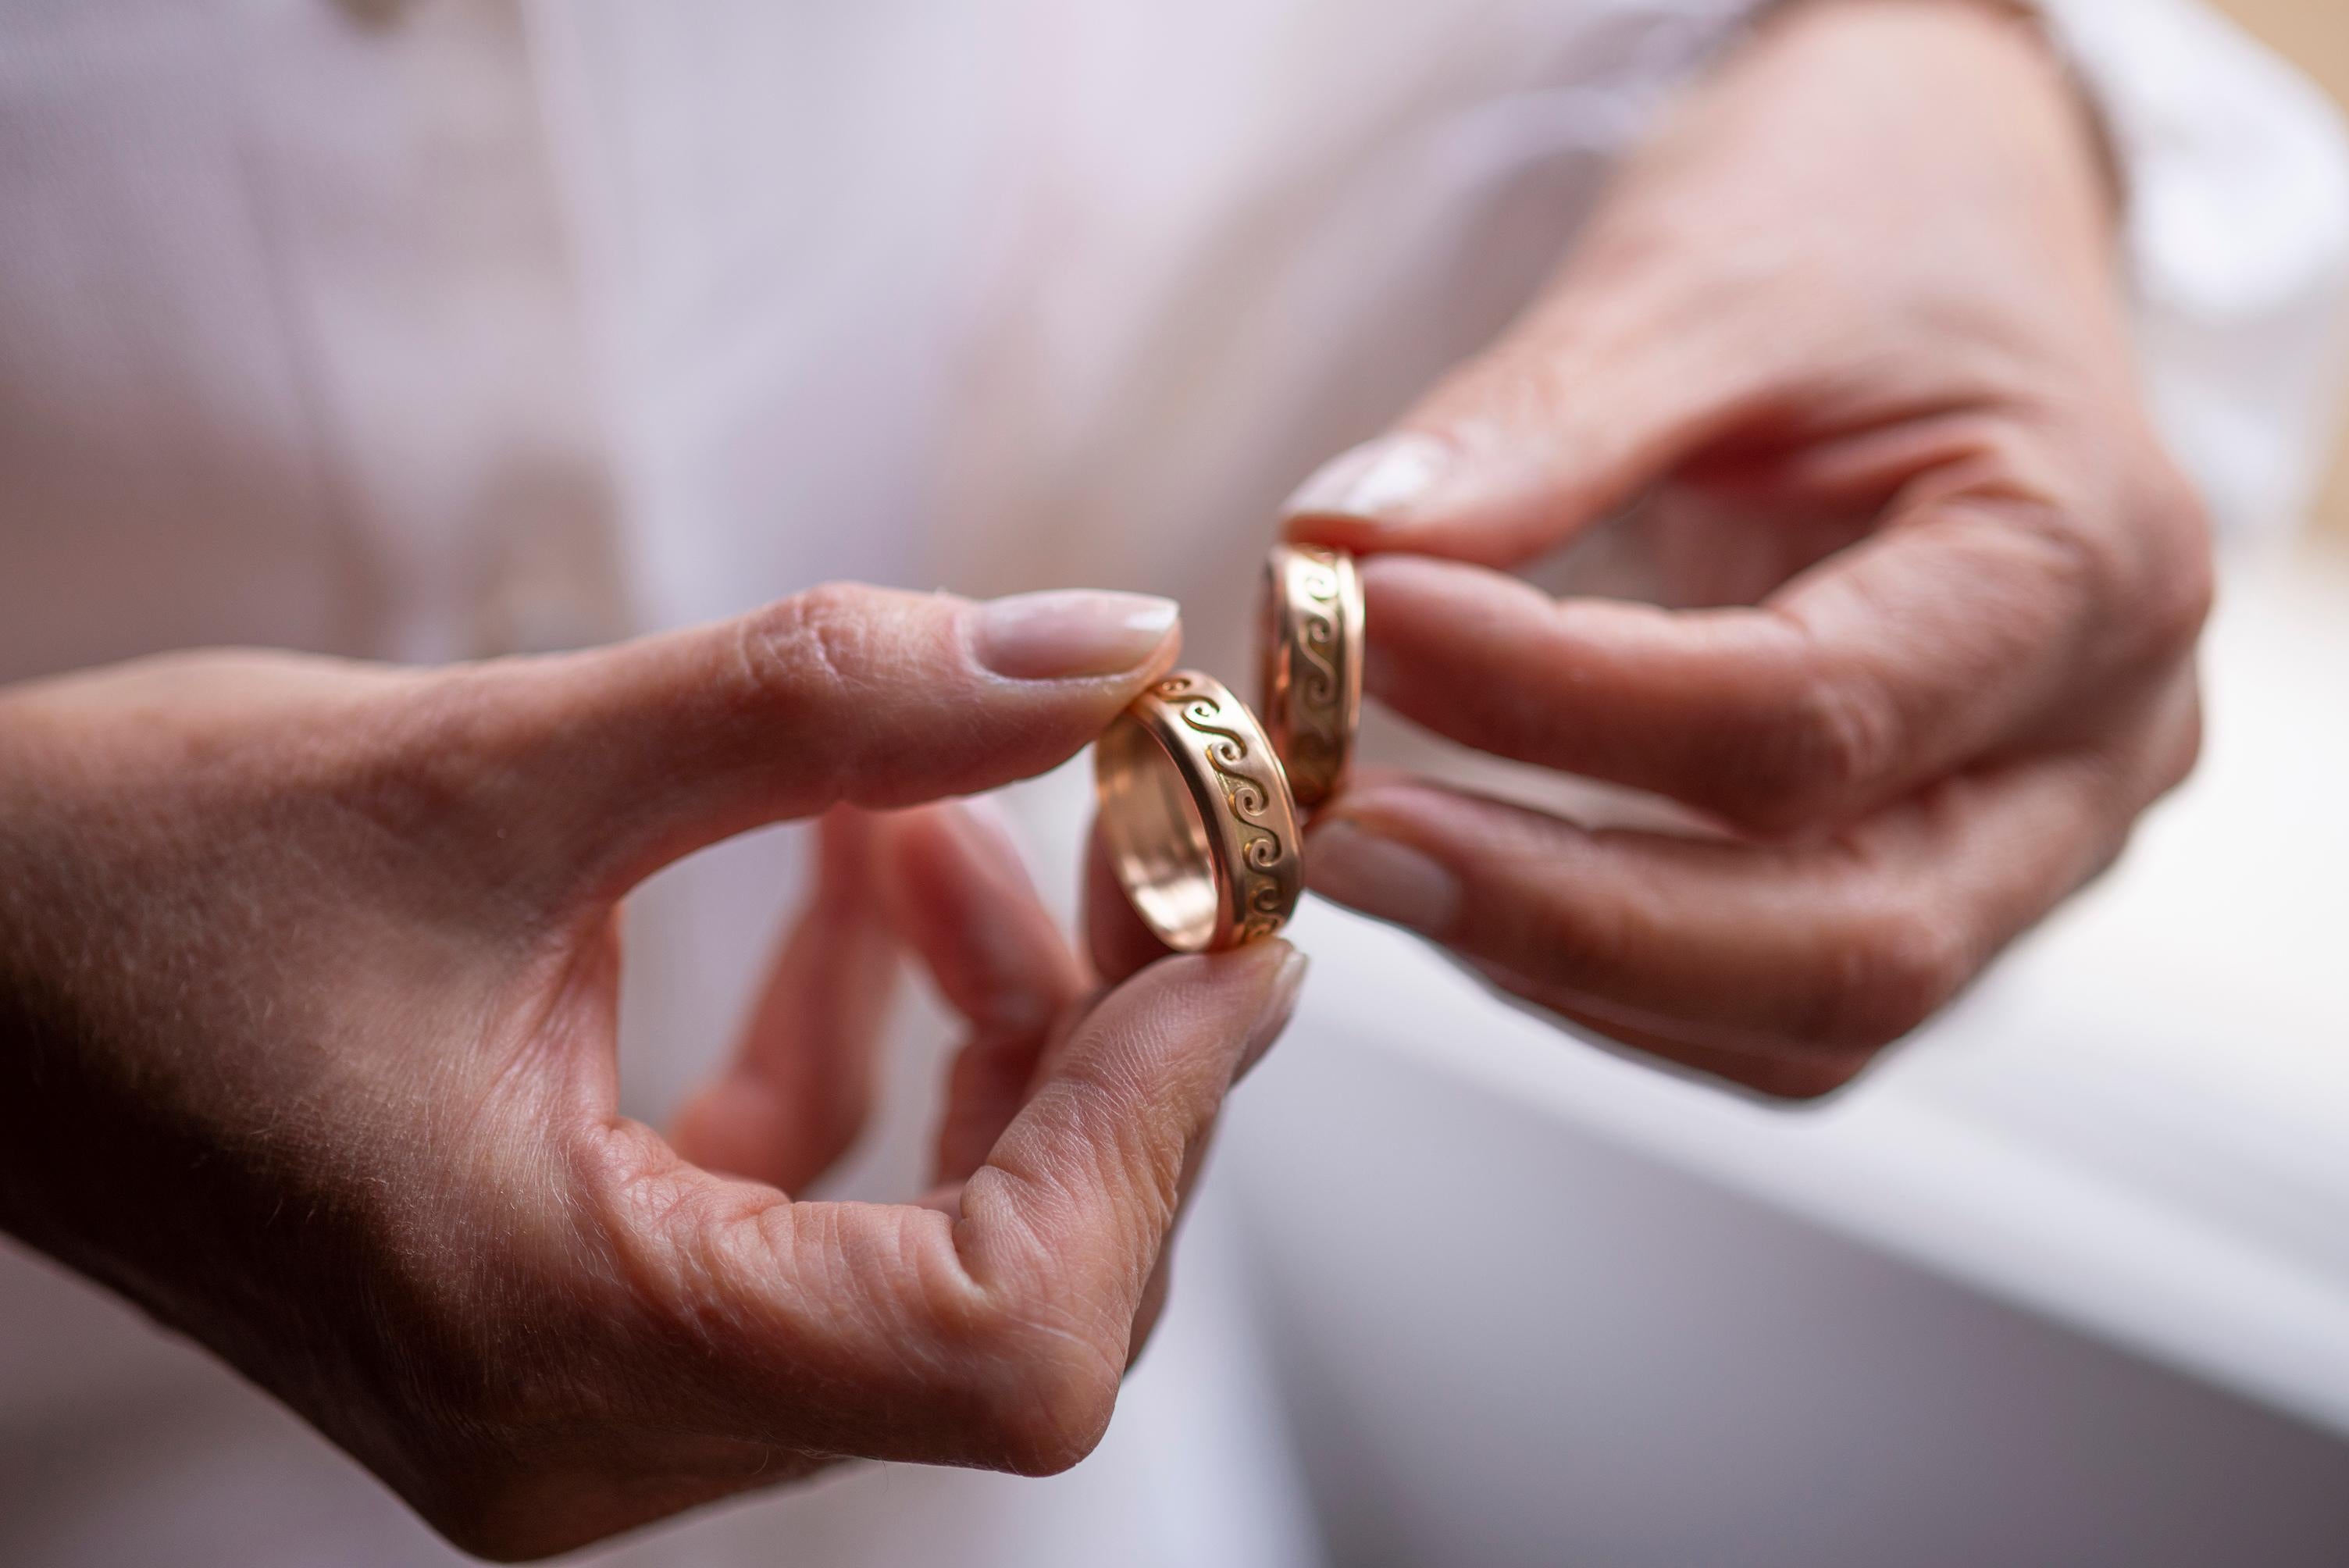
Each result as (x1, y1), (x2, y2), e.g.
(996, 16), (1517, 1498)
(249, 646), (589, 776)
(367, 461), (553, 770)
(0, 1), (2344, 1563)
(2041, 0), (2349, 537)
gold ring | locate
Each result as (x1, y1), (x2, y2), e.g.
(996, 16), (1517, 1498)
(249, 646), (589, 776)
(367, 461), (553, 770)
(1258, 543), (1363, 810)
(1094, 671), (1303, 951)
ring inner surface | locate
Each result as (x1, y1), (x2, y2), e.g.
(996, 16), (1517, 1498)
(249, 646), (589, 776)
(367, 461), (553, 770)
(1097, 712), (1221, 952)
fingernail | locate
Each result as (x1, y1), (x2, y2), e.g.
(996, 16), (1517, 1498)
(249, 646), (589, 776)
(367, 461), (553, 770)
(972, 590), (1178, 680)
(1237, 948), (1309, 1080)
(1307, 821), (1459, 935)
(1281, 434), (1453, 525)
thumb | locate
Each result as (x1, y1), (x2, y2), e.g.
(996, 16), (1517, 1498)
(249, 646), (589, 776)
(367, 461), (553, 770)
(1280, 305), (1730, 569)
(449, 583), (1178, 902)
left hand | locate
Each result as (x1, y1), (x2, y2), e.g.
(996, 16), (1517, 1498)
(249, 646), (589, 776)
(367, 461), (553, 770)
(0, 587), (1303, 1559)
(1281, 0), (2210, 1096)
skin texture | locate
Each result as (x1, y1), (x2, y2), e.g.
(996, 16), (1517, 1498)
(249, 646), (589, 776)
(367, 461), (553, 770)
(1285, 0), (2209, 1097)
(0, 586), (1306, 1559)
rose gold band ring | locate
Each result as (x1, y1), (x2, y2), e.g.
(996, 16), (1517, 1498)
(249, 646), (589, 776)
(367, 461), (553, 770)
(1258, 543), (1364, 811)
(1093, 671), (1304, 952)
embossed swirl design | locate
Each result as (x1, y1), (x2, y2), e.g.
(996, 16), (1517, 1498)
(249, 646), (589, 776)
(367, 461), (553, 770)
(1289, 549), (1346, 755)
(1157, 675), (1290, 938)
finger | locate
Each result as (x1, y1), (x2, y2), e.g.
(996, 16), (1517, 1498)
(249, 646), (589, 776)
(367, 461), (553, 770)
(1123, 1114), (1214, 1364)
(669, 810), (898, 1192)
(426, 584), (1180, 903)
(1463, 957), (1877, 1101)
(1275, 0), (2112, 573)
(1278, 301), (1736, 568)
(1351, 483), (2187, 832)
(948, 939), (1303, 1395)
(870, 800), (1089, 1185)
(1120, 966), (1303, 1363)
(598, 940), (1306, 1477)
(1082, 812), (1174, 985)
(1306, 674), (2191, 1086)
(1065, 823), (1248, 1355)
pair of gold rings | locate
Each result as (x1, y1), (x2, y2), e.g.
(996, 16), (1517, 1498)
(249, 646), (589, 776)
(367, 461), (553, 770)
(1094, 544), (1363, 952)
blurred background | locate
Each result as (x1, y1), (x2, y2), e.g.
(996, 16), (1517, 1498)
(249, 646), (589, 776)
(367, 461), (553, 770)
(0, 2), (2345, 1566)
(2222, 0), (2349, 534)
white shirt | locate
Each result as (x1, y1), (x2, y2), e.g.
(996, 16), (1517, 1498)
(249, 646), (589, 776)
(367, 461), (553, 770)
(1, 2), (2343, 1563)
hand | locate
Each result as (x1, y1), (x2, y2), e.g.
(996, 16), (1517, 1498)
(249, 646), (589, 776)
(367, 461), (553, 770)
(1283, 0), (2208, 1097)
(0, 585), (1305, 1559)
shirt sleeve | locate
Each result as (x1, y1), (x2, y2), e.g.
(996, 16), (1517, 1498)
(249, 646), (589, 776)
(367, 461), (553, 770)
(2033, 0), (2349, 539)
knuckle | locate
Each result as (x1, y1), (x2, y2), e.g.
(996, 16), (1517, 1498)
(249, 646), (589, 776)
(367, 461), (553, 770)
(733, 583), (878, 719)
(961, 1317), (1121, 1477)
(941, 1283), (1125, 1476)
(1713, 664), (1900, 833)
(2134, 472), (2215, 655)
(2000, 448), (2208, 670)
(725, 584), (886, 796)
(1814, 900), (1972, 1051)
(318, 673), (505, 842)
(1517, 886), (1631, 997)
(1431, 340), (1574, 436)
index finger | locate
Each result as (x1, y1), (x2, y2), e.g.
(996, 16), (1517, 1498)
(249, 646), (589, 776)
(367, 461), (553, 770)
(1360, 494), (2185, 832)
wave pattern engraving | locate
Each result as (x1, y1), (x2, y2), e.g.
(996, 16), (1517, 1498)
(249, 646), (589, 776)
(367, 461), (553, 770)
(1158, 674), (1291, 940)
(1290, 548), (1346, 761)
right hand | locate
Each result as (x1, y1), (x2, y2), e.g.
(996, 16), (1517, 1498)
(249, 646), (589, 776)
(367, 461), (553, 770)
(1281, 0), (2205, 1096)
(0, 584), (1305, 1560)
